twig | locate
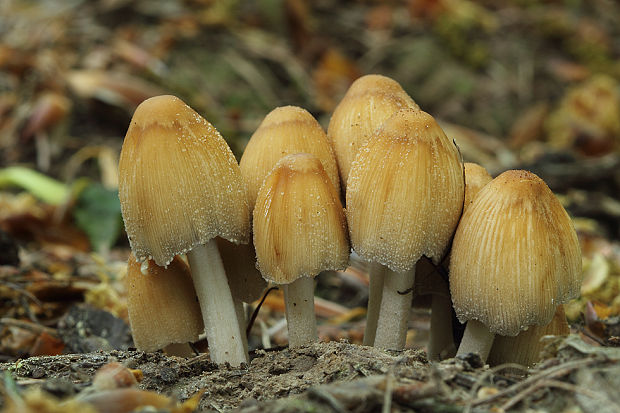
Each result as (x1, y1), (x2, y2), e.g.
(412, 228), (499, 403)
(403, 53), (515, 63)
(0, 318), (57, 336)
(501, 378), (606, 411)
(307, 387), (347, 413)
(246, 286), (278, 337)
(382, 371), (394, 413)
(463, 363), (529, 413)
(471, 357), (600, 407)
(2, 282), (43, 308)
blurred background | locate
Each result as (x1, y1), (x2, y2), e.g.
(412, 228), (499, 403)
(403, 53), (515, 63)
(0, 0), (619, 359)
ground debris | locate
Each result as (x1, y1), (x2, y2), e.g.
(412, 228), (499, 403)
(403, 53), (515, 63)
(0, 336), (618, 412)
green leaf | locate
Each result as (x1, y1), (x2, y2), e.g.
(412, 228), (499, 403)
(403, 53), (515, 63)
(73, 183), (122, 253)
(0, 166), (69, 205)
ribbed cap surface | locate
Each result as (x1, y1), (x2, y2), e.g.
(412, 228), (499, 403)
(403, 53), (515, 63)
(253, 153), (349, 284)
(463, 162), (492, 209)
(346, 108), (464, 272)
(488, 305), (570, 366)
(240, 106), (340, 213)
(216, 237), (267, 303)
(119, 95), (249, 266)
(450, 170), (582, 336)
(327, 74), (419, 188)
(126, 254), (204, 352)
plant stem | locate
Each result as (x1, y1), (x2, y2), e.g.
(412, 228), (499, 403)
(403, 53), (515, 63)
(374, 266), (416, 350)
(283, 276), (317, 348)
(233, 299), (248, 354)
(456, 318), (495, 362)
(363, 262), (386, 346)
(428, 290), (456, 360)
(187, 240), (248, 366)
(163, 343), (195, 357)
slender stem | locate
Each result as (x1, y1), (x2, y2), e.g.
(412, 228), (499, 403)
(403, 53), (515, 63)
(233, 299), (249, 354)
(363, 262), (386, 346)
(283, 277), (317, 348)
(427, 292), (456, 360)
(187, 240), (248, 366)
(374, 265), (416, 350)
(163, 342), (195, 357)
(456, 319), (495, 362)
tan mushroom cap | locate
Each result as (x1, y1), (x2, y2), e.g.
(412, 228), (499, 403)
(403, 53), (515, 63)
(327, 74), (419, 188)
(126, 254), (204, 352)
(119, 95), (249, 267)
(253, 153), (349, 284)
(240, 106), (340, 213)
(346, 108), (465, 272)
(450, 170), (582, 336)
(463, 162), (492, 209)
(488, 305), (570, 367)
(216, 237), (267, 303)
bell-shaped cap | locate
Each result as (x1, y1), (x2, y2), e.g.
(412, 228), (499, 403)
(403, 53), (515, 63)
(450, 170), (582, 336)
(253, 153), (350, 284)
(216, 237), (267, 303)
(126, 254), (204, 352)
(463, 162), (492, 209)
(119, 95), (250, 266)
(346, 108), (465, 272)
(240, 106), (340, 213)
(327, 74), (419, 188)
(488, 305), (570, 367)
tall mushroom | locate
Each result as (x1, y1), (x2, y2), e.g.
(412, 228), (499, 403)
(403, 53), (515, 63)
(450, 170), (582, 362)
(253, 153), (349, 347)
(119, 95), (250, 366)
(347, 108), (464, 350)
(125, 254), (203, 356)
(327, 74), (419, 346)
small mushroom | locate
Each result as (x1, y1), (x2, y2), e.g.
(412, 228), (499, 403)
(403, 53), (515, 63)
(125, 254), (203, 354)
(253, 153), (349, 347)
(450, 170), (582, 362)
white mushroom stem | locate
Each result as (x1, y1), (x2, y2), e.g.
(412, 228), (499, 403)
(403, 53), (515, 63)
(187, 240), (248, 366)
(163, 343), (195, 358)
(374, 266), (416, 350)
(283, 276), (317, 348)
(456, 319), (495, 362)
(428, 292), (456, 360)
(363, 263), (386, 346)
(233, 299), (249, 354)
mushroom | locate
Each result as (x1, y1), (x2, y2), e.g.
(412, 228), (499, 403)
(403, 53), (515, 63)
(240, 105), (340, 213)
(119, 95), (250, 366)
(347, 108), (464, 350)
(125, 254), (203, 356)
(327, 74), (419, 189)
(253, 153), (349, 347)
(488, 305), (570, 367)
(414, 163), (492, 360)
(327, 74), (418, 346)
(450, 170), (582, 362)
(216, 237), (268, 351)
(463, 162), (492, 209)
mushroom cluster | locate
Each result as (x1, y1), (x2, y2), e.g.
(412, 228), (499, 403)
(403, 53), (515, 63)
(119, 75), (582, 368)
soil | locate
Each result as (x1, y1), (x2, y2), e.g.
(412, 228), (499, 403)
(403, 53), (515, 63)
(2, 335), (619, 412)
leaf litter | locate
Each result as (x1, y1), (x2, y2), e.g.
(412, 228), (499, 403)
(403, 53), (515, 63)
(2, 0), (620, 411)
